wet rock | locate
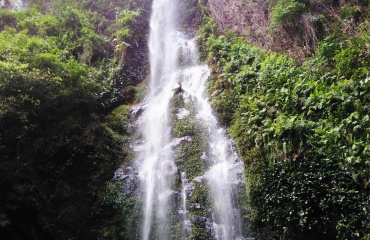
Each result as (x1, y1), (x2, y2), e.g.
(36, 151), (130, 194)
(184, 219), (192, 232)
(130, 102), (146, 118)
(191, 203), (201, 209)
(130, 140), (145, 152)
(113, 168), (126, 180)
(193, 176), (204, 183)
(129, 102), (147, 127)
(113, 167), (139, 196)
(178, 209), (188, 215)
(163, 160), (178, 176)
(190, 215), (214, 237)
(176, 108), (190, 119)
(181, 172), (194, 197)
(184, 182), (194, 197)
(191, 215), (209, 224)
(171, 136), (192, 148)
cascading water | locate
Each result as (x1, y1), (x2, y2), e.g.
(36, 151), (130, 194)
(180, 50), (245, 240)
(138, 0), (180, 239)
(136, 0), (249, 239)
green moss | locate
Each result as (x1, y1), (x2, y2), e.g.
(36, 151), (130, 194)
(105, 105), (131, 131)
(171, 92), (208, 179)
(188, 181), (211, 217)
(133, 78), (149, 103)
(173, 115), (201, 138)
(174, 139), (206, 180)
(190, 226), (212, 240)
(170, 91), (212, 239)
(171, 93), (185, 115)
(187, 181), (212, 240)
(171, 171), (182, 192)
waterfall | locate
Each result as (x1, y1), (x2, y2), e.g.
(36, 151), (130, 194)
(139, 1), (179, 239)
(136, 0), (248, 239)
(0, 0), (27, 10)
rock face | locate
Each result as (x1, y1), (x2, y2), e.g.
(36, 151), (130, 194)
(206, 0), (325, 59)
(207, 0), (309, 59)
(208, 0), (270, 49)
(113, 167), (140, 196)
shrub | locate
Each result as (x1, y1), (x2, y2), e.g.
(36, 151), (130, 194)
(269, 0), (307, 30)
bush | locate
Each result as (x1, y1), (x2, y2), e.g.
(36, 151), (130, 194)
(201, 22), (370, 239)
(269, 0), (306, 30)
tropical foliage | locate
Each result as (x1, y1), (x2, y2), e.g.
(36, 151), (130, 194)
(200, 16), (370, 239)
(0, 1), (148, 239)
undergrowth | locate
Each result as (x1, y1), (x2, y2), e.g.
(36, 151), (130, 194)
(200, 17), (370, 239)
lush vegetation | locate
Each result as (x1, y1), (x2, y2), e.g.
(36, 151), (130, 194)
(269, 0), (306, 30)
(2, 0), (370, 239)
(199, 9), (370, 239)
(0, 0), (148, 239)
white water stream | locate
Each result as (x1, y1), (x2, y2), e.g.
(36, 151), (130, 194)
(137, 0), (246, 239)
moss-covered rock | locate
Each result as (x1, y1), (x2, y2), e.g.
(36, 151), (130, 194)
(171, 92), (208, 179)
(170, 91), (213, 239)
